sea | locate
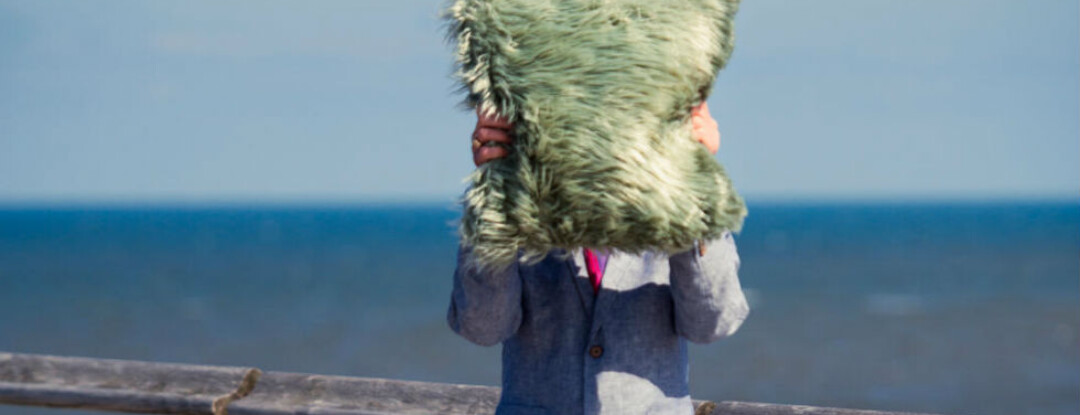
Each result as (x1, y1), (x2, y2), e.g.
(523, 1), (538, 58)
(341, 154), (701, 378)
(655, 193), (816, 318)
(0, 201), (1077, 415)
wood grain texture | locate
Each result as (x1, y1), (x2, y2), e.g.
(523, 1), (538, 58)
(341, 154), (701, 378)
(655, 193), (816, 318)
(0, 352), (949, 415)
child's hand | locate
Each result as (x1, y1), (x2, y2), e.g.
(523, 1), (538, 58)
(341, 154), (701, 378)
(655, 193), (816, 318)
(472, 108), (513, 166)
(691, 102), (720, 155)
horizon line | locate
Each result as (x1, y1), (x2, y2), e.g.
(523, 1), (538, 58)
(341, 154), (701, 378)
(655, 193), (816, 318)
(0, 195), (1076, 209)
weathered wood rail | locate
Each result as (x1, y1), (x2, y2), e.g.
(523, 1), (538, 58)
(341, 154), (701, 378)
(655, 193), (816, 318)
(0, 352), (947, 415)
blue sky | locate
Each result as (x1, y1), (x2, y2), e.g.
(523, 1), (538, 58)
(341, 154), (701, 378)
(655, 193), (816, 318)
(1, 0), (1077, 203)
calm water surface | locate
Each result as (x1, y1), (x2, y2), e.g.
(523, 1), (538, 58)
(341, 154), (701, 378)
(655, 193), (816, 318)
(0, 202), (1077, 415)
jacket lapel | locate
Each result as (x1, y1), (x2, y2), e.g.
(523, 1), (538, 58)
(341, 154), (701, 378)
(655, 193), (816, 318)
(588, 250), (634, 338)
(566, 248), (595, 319)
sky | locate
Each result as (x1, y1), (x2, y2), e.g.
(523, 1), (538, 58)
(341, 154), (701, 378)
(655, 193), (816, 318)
(0, 0), (1077, 204)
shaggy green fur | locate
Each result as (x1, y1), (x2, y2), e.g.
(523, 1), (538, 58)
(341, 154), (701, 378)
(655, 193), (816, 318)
(446, 0), (747, 270)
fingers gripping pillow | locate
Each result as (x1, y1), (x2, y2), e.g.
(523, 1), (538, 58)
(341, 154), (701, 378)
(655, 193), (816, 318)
(446, 0), (747, 270)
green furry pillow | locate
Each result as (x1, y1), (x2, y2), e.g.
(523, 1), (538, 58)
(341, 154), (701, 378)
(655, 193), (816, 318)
(445, 0), (747, 270)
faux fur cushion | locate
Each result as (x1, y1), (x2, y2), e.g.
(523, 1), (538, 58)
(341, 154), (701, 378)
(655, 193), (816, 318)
(445, 0), (747, 270)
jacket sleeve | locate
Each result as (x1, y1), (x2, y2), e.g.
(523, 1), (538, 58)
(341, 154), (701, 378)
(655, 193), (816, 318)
(446, 245), (524, 346)
(668, 231), (750, 344)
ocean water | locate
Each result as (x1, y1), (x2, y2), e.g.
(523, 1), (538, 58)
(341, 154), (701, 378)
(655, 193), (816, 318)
(0, 202), (1077, 415)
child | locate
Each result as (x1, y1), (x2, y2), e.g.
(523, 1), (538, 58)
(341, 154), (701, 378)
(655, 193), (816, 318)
(449, 103), (748, 415)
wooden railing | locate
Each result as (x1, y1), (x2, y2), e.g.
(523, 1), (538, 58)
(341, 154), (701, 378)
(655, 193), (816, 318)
(0, 352), (946, 415)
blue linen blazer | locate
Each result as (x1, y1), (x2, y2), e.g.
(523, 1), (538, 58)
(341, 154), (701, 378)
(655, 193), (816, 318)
(447, 232), (749, 415)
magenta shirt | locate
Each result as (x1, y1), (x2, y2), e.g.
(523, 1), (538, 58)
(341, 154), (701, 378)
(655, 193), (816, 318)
(583, 249), (609, 294)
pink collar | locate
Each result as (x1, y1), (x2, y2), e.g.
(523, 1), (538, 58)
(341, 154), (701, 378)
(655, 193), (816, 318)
(583, 249), (608, 293)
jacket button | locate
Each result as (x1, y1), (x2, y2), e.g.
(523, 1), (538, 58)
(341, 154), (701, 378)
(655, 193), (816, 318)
(588, 345), (604, 358)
